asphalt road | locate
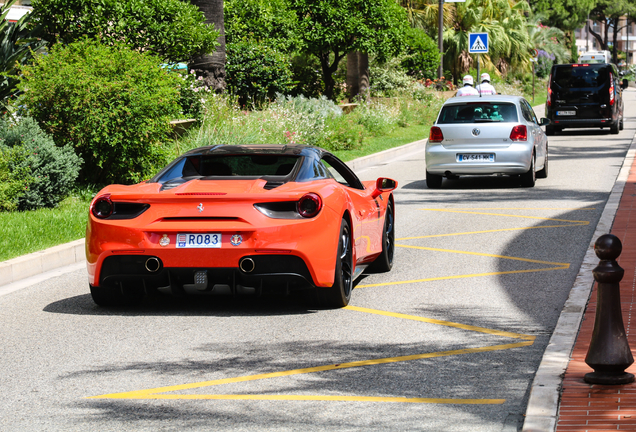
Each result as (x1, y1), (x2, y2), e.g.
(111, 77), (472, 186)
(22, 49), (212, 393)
(1, 91), (635, 432)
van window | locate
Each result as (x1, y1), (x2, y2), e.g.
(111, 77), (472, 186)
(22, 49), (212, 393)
(553, 65), (610, 88)
(437, 102), (518, 123)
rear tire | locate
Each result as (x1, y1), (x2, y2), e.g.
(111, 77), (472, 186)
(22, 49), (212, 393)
(545, 125), (555, 136)
(610, 122), (619, 134)
(426, 171), (443, 189)
(316, 218), (353, 308)
(520, 153), (536, 187)
(369, 202), (395, 273)
(620, 116), (624, 131)
(90, 283), (144, 307)
(536, 146), (548, 179)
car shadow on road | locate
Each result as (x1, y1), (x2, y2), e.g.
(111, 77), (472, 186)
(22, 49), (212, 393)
(42, 280), (367, 317)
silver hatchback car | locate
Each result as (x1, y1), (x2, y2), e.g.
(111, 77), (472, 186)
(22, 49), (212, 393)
(425, 95), (549, 188)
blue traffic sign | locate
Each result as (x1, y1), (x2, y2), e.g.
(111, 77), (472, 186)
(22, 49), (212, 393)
(468, 33), (488, 53)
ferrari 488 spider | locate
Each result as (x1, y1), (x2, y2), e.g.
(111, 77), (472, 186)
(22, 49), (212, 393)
(86, 144), (397, 308)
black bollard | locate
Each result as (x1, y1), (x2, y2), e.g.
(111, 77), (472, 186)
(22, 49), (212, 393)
(584, 234), (635, 385)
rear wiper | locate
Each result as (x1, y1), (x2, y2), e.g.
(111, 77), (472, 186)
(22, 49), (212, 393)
(474, 118), (501, 122)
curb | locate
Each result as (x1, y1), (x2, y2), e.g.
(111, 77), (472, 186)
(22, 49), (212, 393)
(521, 130), (636, 431)
(0, 139), (429, 290)
(0, 239), (85, 288)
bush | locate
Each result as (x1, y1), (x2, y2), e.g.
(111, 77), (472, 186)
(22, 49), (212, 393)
(18, 39), (182, 185)
(320, 115), (366, 151)
(401, 28), (440, 80)
(536, 50), (555, 79)
(0, 145), (30, 211)
(370, 58), (416, 97)
(226, 41), (294, 107)
(0, 117), (82, 210)
(171, 67), (211, 120)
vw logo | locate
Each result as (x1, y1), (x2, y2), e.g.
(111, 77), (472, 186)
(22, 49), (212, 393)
(197, 203), (204, 213)
(472, 128), (481, 136)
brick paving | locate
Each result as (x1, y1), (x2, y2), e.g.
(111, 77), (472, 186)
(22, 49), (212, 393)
(556, 158), (636, 431)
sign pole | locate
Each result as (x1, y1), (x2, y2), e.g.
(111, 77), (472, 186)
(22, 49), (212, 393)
(476, 54), (481, 97)
(438, 0), (444, 79)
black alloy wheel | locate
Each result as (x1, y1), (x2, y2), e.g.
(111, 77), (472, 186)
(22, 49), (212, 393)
(369, 202), (395, 273)
(317, 218), (353, 308)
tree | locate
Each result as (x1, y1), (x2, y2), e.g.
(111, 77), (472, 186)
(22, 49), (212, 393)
(0, 0), (47, 104)
(442, 0), (532, 80)
(589, 0), (636, 64)
(287, 0), (410, 100)
(31, 0), (218, 63)
(189, 0), (227, 92)
(529, 0), (594, 32)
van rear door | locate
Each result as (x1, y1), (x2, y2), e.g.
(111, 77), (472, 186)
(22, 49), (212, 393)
(551, 64), (611, 120)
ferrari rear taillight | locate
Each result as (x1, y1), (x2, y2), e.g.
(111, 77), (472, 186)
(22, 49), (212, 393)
(609, 72), (615, 106)
(547, 74), (552, 107)
(429, 126), (444, 143)
(91, 194), (113, 219)
(298, 193), (322, 218)
(509, 125), (527, 142)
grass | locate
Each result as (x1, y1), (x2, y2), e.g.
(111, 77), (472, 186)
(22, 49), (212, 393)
(333, 123), (431, 162)
(0, 193), (91, 262)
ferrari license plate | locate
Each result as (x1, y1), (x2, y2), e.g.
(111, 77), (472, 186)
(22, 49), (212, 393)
(176, 233), (222, 248)
(457, 154), (494, 162)
(557, 110), (576, 116)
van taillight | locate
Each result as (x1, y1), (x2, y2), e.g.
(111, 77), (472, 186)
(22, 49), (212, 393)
(609, 72), (615, 106)
(429, 126), (444, 142)
(510, 125), (527, 142)
(546, 74), (552, 107)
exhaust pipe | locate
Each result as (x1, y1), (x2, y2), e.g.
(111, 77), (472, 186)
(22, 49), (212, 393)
(239, 257), (255, 273)
(145, 257), (161, 273)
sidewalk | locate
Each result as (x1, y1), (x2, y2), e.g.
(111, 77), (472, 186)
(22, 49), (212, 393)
(554, 143), (636, 431)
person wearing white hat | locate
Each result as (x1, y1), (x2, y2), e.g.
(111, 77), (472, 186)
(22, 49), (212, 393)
(476, 73), (497, 96)
(456, 75), (479, 96)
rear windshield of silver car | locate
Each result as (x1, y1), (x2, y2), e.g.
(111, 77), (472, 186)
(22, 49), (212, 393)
(553, 64), (610, 89)
(437, 102), (518, 123)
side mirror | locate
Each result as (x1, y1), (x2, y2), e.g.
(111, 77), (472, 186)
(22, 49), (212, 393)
(622, 78), (629, 89)
(539, 118), (550, 126)
(372, 177), (398, 198)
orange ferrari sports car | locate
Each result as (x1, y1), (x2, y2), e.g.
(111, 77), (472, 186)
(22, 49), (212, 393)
(86, 144), (397, 308)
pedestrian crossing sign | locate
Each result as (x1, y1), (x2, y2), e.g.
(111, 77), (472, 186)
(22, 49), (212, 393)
(468, 33), (488, 53)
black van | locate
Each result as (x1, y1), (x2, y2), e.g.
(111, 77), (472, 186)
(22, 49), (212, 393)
(545, 63), (628, 135)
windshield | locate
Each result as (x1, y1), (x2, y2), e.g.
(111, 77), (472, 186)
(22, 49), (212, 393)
(156, 154), (301, 183)
(553, 65), (610, 88)
(437, 102), (518, 124)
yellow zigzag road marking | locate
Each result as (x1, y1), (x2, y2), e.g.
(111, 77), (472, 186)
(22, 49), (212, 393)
(88, 342), (530, 402)
(418, 208), (591, 224)
(345, 306), (536, 341)
(397, 224), (587, 241)
(359, 207), (581, 288)
(89, 307), (534, 403)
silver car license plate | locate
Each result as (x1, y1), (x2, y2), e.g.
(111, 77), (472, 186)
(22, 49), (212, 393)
(556, 110), (576, 116)
(457, 154), (495, 162)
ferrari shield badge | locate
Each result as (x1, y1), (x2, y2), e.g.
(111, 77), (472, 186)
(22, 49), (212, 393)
(230, 234), (242, 246)
(159, 234), (170, 247)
